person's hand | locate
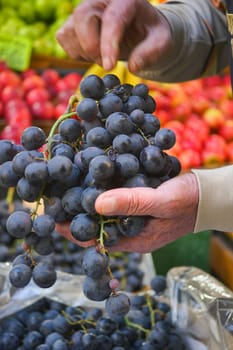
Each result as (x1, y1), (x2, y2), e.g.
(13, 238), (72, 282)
(56, 173), (199, 253)
(56, 0), (172, 73)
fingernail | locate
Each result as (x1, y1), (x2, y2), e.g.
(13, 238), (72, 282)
(102, 56), (114, 71)
(98, 197), (117, 215)
(130, 56), (144, 72)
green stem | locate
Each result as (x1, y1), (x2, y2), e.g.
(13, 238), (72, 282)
(124, 316), (150, 337)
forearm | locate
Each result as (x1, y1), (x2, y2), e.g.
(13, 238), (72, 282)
(138, 0), (228, 82)
(192, 165), (233, 233)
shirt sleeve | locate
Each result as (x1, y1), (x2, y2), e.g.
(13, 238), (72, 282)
(191, 166), (233, 233)
(137, 0), (228, 82)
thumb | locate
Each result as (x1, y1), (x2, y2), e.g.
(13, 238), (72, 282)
(95, 187), (159, 216)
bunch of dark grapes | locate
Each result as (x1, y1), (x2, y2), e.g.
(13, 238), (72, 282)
(0, 74), (181, 317)
(0, 276), (188, 350)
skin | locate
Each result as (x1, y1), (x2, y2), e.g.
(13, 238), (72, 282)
(56, 0), (173, 73)
(56, 173), (199, 253)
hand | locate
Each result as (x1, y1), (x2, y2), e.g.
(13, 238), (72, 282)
(56, 173), (199, 253)
(56, 0), (172, 73)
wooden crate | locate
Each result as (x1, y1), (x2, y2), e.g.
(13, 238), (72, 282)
(210, 231), (233, 290)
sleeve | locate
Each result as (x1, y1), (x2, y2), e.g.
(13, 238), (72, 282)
(137, 0), (228, 82)
(191, 165), (233, 233)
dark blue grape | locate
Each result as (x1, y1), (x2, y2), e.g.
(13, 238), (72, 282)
(25, 160), (49, 184)
(33, 214), (55, 237)
(32, 262), (57, 288)
(102, 74), (120, 89)
(83, 275), (112, 301)
(154, 128), (176, 150)
(86, 126), (112, 148)
(70, 213), (99, 241)
(150, 276), (167, 295)
(58, 118), (82, 142)
(16, 177), (42, 202)
(115, 153), (140, 178)
(76, 97), (98, 121)
(129, 109), (145, 125)
(0, 332), (20, 350)
(99, 93), (123, 118)
(140, 145), (168, 176)
(144, 94), (156, 113)
(106, 112), (135, 136)
(34, 236), (54, 256)
(9, 263), (32, 288)
(47, 155), (73, 181)
(21, 126), (46, 151)
(117, 216), (145, 237)
(112, 134), (132, 154)
(61, 186), (83, 216)
(80, 74), (105, 100)
(74, 146), (105, 172)
(12, 150), (36, 176)
(0, 161), (19, 187)
(105, 293), (130, 319)
(82, 246), (109, 278)
(131, 83), (149, 98)
(123, 95), (146, 114)
(81, 186), (104, 214)
(140, 114), (160, 136)
(6, 211), (32, 238)
(23, 330), (44, 349)
(51, 143), (75, 160)
(0, 140), (18, 164)
(89, 155), (115, 181)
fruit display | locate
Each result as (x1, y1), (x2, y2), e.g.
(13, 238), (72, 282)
(0, 276), (188, 350)
(0, 74), (181, 318)
(0, 61), (82, 143)
(0, 0), (83, 62)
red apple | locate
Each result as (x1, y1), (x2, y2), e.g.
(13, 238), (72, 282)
(1, 85), (24, 103)
(219, 120), (233, 142)
(63, 72), (82, 90)
(22, 75), (45, 93)
(202, 134), (227, 166)
(54, 103), (67, 119)
(0, 70), (21, 89)
(178, 149), (202, 171)
(181, 128), (203, 152)
(30, 100), (54, 120)
(26, 87), (50, 106)
(41, 68), (60, 86)
(203, 107), (225, 130)
(226, 141), (233, 163)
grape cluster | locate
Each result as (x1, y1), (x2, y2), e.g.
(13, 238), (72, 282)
(0, 276), (188, 350)
(0, 74), (181, 316)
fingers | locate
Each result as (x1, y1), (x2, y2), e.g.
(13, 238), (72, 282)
(100, 0), (137, 70)
(95, 187), (159, 216)
(56, 1), (103, 63)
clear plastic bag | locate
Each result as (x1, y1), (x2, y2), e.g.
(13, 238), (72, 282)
(168, 266), (233, 350)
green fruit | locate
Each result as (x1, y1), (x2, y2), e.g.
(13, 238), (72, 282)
(53, 41), (67, 59)
(34, 0), (56, 22)
(33, 36), (54, 56)
(18, 2), (37, 24)
(55, 1), (74, 19)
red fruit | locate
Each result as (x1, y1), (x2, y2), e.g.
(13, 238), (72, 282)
(26, 88), (50, 106)
(171, 102), (192, 121)
(163, 120), (185, 137)
(0, 101), (3, 118)
(157, 109), (171, 125)
(21, 68), (37, 79)
(0, 70), (21, 89)
(56, 89), (73, 104)
(185, 114), (210, 142)
(191, 94), (210, 115)
(54, 79), (70, 93)
(7, 108), (31, 127)
(0, 125), (23, 144)
(1, 85), (24, 103)
(226, 141), (233, 162)
(41, 68), (60, 86)
(30, 100), (54, 120)
(179, 149), (202, 171)
(63, 72), (82, 90)
(22, 75), (45, 93)
(181, 128), (203, 152)
(54, 103), (67, 119)
(202, 134), (227, 166)
(203, 107), (225, 130)
(219, 120), (233, 142)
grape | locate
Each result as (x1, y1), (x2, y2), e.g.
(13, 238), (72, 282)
(79, 74), (105, 100)
(0, 161), (19, 187)
(102, 74), (120, 89)
(99, 93), (123, 118)
(106, 112), (135, 136)
(89, 155), (115, 181)
(32, 262), (57, 288)
(115, 153), (140, 178)
(86, 126), (112, 148)
(83, 275), (112, 301)
(24, 160), (49, 184)
(70, 213), (99, 241)
(23, 331), (44, 349)
(76, 97), (98, 121)
(6, 211), (32, 238)
(0, 332), (20, 350)
(131, 83), (149, 98)
(33, 214), (55, 237)
(0, 140), (19, 165)
(47, 155), (73, 181)
(58, 118), (81, 142)
(82, 246), (109, 278)
(21, 126), (47, 151)
(105, 293), (130, 319)
(150, 275), (167, 294)
(154, 127), (176, 150)
(9, 263), (32, 288)
(0, 74), (182, 319)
